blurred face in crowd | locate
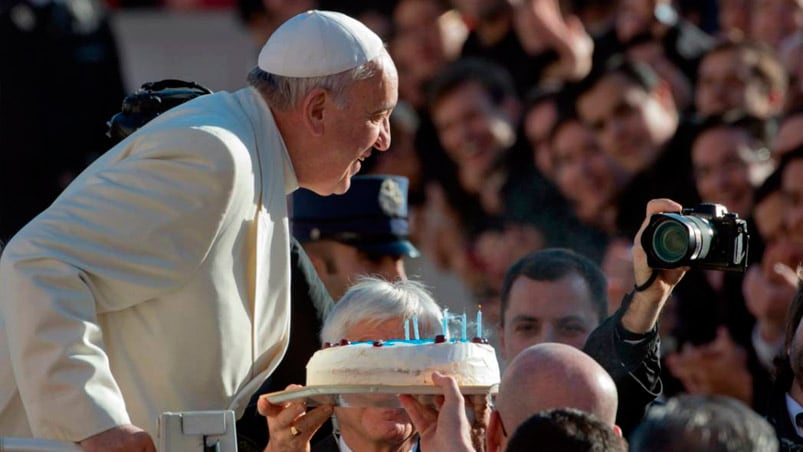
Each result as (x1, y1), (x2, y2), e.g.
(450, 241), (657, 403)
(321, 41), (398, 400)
(615, 0), (657, 43)
(751, 0), (803, 49)
(719, 0), (754, 36)
(500, 273), (601, 360)
(305, 240), (406, 300)
(391, 0), (449, 108)
(523, 98), (558, 179)
(692, 126), (771, 217)
(577, 72), (676, 176)
(601, 237), (635, 315)
(782, 158), (803, 247)
(754, 190), (785, 241)
(696, 48), (775, 119)
(511, 0), (555, 55)
(335, 318), (416, 450)
(775, 112), (803, 160)
(451, 0), (509, 23)
(627, 40), (693, 111)
(431, 80), (516, 192)
(306, 60), (398, 195)
(551, 118), (626, 225)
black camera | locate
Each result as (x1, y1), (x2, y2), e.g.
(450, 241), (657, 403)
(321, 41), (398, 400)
(107, 80), (213, 144)
(641, 203), (749, 272)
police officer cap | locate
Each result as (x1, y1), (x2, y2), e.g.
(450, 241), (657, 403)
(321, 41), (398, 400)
(258, 10), (385, 78)
(292, 175), (419, 258)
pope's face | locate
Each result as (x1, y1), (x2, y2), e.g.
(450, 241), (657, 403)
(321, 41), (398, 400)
(318, 60), (398, 195)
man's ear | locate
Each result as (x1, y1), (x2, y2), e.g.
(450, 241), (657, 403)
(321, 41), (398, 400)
(487, 410), (505, 452)
(306, 252), (331, 277)
(302, 87), (328, 136)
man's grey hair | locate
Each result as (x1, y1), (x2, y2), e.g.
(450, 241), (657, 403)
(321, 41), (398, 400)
(629, 395), (779, 452)
(320, 276), (443, 343)
(247, 50), (392, 111)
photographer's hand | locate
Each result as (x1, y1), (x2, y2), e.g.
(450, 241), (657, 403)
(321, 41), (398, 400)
(621, 198), (688, 333)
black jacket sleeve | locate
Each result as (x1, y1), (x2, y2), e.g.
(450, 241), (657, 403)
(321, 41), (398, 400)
(583, 298), (662, 436)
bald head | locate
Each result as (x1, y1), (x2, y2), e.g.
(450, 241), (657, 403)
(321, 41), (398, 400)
(496, 343), (618, 430)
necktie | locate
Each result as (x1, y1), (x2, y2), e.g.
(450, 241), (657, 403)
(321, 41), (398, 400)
(795, 412), (803, 431)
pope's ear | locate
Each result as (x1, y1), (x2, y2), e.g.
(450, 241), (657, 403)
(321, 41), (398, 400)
(301, 87), (327, 136)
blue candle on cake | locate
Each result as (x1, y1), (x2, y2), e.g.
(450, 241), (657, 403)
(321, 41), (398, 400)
(404, 318), (410, 340)
(442, 308), (449, 339)
(413, 316), (420, 340)
(476, 305), (483, 338)
(461, 312), (467, 341)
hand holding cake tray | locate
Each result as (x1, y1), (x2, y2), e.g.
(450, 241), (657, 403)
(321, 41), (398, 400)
(264, 314), (500, 408)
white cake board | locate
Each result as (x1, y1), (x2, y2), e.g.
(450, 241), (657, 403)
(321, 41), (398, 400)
(263, 384), (498, 408)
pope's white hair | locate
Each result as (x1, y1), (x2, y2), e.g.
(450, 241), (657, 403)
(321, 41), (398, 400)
(248, 50), (393, 111)
(320, 276), (443, 344)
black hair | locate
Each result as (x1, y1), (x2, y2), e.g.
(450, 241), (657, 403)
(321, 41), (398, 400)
(506, 408), (626, 452)
(499, 248), (608, 326)
(578, 55), (660, 99)
(426, 57), (517, 111)
(692, 111), (775, 153)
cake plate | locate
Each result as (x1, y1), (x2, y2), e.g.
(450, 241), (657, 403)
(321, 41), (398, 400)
(263, 384), (499, 408)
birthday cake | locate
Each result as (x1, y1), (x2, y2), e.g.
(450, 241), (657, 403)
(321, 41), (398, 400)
(305, 338), (501, 387)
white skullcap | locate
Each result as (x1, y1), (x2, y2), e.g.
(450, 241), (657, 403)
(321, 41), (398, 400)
(257, 10), (385, 78)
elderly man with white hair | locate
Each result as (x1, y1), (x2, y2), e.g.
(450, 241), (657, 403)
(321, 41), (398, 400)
(260, 276), (477, 452)
(0, 9), (397, 451)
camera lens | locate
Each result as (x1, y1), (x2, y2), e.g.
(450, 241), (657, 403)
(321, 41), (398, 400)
(652, 220), (689, 263)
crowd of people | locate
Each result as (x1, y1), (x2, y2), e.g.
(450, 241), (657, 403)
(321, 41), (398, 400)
(3, 0), (803, 451)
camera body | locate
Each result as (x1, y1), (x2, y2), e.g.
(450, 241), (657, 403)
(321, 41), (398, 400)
(106, 80), (213, 144)
(641, 203), (749, 272)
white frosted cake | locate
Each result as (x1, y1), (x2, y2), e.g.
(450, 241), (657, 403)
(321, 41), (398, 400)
(306, 339), (500, 387)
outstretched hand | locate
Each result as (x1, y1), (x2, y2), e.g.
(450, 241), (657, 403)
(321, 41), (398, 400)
(399, 372), (474, 452)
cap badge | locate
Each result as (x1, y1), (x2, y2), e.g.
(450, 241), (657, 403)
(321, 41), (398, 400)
(378, 178), (404, 217)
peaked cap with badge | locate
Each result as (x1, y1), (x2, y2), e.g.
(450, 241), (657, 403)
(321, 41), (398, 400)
(291, 175), (419, 258)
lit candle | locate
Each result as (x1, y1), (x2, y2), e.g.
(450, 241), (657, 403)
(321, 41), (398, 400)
(413, 316), (420, 340)
(404, 318), (410, 340)
(461, 312), (467, 342)
(476, 305), (483, 338)
(442, 308), (449, 339)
